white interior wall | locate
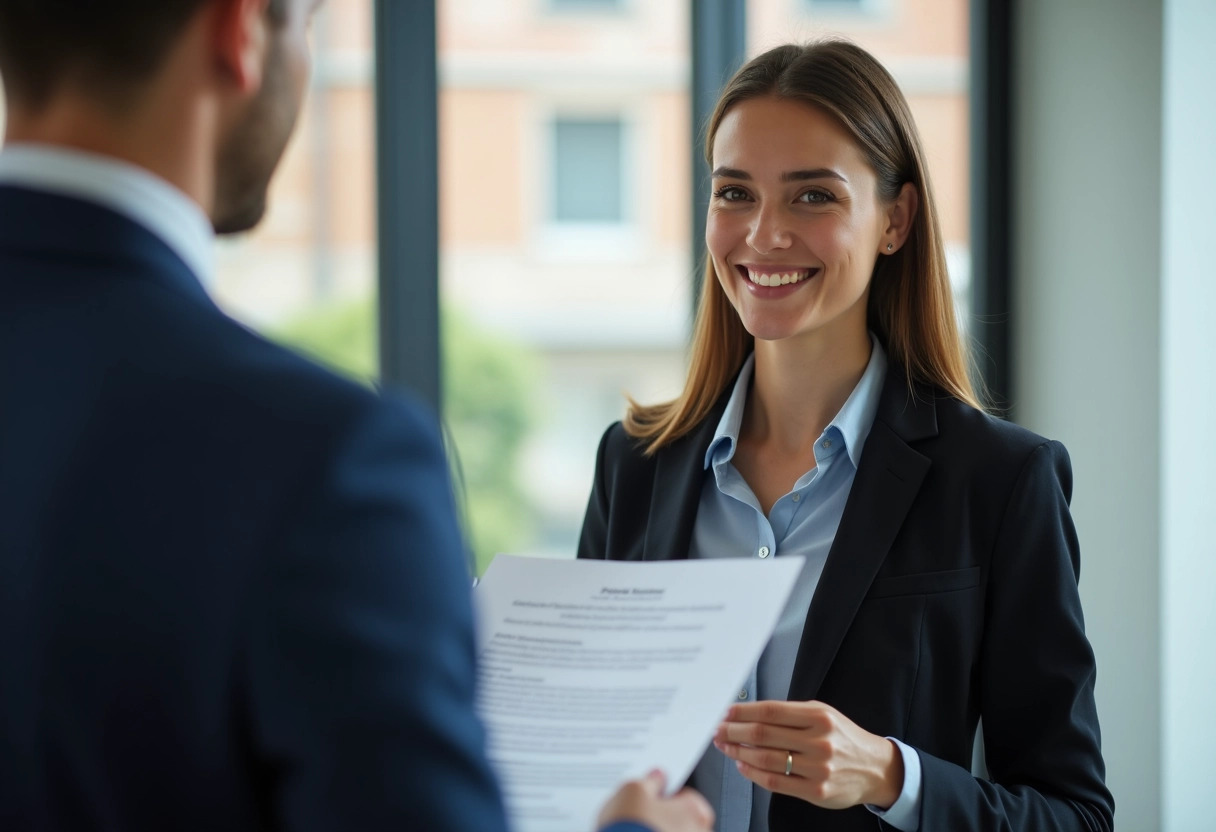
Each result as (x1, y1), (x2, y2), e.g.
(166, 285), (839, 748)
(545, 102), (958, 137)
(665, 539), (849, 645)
(1160, 2), (1216, 829)
(1013, 2), (1163, 829)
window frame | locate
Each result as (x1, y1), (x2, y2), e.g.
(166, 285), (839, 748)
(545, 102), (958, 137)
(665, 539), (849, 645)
(375, 0), (440, 411)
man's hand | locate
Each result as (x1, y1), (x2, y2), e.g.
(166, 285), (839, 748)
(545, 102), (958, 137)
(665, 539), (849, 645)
(596, 769), (714, 832)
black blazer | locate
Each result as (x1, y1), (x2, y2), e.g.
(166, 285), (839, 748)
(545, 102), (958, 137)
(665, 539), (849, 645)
(578, 366), (1114, 831)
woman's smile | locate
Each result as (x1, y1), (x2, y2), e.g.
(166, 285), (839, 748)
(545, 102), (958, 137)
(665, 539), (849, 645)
(737, 264), (820, 287)
(734, 264), (822, 301)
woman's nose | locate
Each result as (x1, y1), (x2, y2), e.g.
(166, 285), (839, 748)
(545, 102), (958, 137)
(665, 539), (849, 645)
(746, 204), (792, 254)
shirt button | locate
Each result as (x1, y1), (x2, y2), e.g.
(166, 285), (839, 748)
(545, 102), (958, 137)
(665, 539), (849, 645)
(822, 439), (833, 449)
(792, 494), (800, 502)
(738, 689), (749, 700)
(758, 546), (770, 558)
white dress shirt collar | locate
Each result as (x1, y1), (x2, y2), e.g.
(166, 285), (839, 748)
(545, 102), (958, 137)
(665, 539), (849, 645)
(0, 143), (214, 286)
(704, 335), (889, 471)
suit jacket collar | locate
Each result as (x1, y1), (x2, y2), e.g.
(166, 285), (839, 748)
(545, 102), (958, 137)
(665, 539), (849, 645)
(0, 185), (215, 311)
(644, 360), (940, 701)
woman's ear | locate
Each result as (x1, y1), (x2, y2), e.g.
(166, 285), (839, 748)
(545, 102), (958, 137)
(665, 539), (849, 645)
(211, 0), (270, 94)
(880, 181), (920, 255)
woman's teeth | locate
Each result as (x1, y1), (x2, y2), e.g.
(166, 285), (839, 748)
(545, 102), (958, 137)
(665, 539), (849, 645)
(746, 268), (811, 287)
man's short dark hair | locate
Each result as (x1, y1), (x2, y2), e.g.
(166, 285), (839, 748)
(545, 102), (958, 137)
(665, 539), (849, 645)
(0, 0), (287, 111)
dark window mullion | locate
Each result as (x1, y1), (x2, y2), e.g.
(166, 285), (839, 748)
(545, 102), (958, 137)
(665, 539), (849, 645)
(969, 0), (1014, 413)
(690, 0), (747, 312)
(374, 0), (441, 413)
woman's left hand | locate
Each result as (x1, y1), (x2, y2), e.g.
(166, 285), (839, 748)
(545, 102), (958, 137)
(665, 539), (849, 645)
(713, 700), (904, 811)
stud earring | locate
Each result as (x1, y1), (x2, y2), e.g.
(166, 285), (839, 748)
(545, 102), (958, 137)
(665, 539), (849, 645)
(886, 243), (894, 252)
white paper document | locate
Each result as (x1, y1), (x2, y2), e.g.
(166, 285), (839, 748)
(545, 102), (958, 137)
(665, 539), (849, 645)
(473, 554), (805, 832)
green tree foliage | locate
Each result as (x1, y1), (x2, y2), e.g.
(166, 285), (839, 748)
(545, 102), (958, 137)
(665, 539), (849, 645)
(272, 297), (537, 575)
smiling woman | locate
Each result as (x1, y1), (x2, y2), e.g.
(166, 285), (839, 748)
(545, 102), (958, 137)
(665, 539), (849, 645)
(627, 41), (976, 455)
(578, 40), (1114, 832)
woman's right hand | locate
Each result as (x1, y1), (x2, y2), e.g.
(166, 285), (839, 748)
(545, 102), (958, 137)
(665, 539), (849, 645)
(596, 769), (714, 832)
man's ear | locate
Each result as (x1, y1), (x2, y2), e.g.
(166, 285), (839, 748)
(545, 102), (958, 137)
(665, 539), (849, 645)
(880, 181), (920, 255)
(211, 0), (270, 94)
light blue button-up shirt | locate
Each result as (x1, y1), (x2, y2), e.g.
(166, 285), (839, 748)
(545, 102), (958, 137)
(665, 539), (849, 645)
(688, 339), (922, 832)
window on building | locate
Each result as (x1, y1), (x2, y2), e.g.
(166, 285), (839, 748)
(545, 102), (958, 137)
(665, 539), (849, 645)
(549, 0), (626, 11)
(553, 117), (626, 224)
(802, 0), (890, 18)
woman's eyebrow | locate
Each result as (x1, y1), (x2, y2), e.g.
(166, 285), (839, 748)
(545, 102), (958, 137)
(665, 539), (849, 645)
(710, 166), (849, 184)
(781, 168), (848, 184)
(711, 166), (751, 179)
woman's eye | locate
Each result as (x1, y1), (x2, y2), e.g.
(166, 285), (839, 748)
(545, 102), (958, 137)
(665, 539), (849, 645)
(797, 190), (834, 204)
(712, 185), (749, 202)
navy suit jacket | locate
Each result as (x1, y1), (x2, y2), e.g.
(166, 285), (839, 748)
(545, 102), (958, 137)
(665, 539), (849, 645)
(0, 185), (650, 832)
(579, 367), (1115, 831)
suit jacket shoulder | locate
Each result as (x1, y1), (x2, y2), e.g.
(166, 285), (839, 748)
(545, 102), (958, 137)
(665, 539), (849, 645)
(579, 377), (736, 563)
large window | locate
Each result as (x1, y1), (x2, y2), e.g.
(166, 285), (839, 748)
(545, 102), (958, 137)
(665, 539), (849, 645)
(439, 0), (692, 570)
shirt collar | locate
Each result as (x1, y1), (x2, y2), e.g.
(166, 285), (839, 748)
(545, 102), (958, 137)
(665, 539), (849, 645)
(0, 143), (215, 286)
(704, 336), (889, 471)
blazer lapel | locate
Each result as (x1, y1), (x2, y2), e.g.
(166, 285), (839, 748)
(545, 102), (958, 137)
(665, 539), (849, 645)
(786, 371), (938, 703)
